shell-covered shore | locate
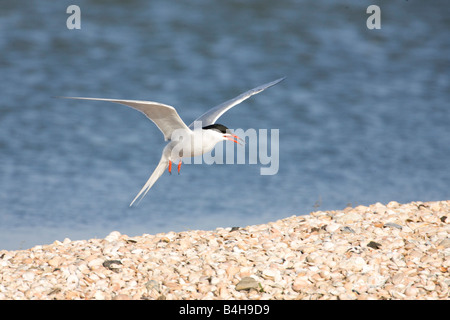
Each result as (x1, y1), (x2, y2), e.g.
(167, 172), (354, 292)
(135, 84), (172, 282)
(1, 200), (449, 300)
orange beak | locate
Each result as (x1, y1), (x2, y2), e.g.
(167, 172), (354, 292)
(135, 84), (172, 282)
(224, 134), (244, 145)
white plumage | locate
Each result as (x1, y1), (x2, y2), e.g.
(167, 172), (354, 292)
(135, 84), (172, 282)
(62, 77), (285, 206)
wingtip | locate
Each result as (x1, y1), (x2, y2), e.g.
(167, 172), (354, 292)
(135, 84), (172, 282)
(129, 196), (140, 207)
(55, 96), (82, 101)
(263, 77), (286, 89)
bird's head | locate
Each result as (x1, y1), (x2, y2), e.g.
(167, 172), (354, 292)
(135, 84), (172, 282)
(202, 124), (244, 145)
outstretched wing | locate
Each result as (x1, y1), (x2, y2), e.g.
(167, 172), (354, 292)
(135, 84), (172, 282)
(189, 77), (285, 129)
(61, 97), (190, 141)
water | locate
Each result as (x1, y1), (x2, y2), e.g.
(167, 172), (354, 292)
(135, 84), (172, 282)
(0, 0), (448, 250)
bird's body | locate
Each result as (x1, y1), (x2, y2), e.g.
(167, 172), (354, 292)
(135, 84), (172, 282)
(165, 126), (228, 159)
(62, 77), (285, 206)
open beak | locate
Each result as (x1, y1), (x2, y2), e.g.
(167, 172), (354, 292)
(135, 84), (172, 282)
(224, 134), (245, 145)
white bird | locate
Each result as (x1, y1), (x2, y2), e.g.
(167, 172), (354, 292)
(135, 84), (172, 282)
(62, 77), (285, 206)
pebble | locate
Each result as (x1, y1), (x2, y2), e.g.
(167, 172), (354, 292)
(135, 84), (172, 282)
(105, 231), (121, 242)
(87, 258), (104, 270)
(0, 200), (449, 300)
(22, 272), (35, 282)
(367, 241), (382, 250)
(235, 277), (259, 291)
(438, 239), (450, 249)
(384, 222), (403, 230)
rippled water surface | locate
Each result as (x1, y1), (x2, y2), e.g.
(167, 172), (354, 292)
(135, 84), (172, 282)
(0, 1), (449, 249)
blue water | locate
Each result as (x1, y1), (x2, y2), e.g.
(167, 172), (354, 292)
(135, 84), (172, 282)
(1, 0), (449, 250)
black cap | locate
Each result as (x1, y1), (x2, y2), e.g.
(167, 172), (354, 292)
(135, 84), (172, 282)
(202, 124), (229, 134)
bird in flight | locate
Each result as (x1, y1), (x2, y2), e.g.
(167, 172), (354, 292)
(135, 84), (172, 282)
(62, 77), (285, 206)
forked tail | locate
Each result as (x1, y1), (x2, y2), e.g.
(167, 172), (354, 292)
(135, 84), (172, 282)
(129, 155), (169, 206)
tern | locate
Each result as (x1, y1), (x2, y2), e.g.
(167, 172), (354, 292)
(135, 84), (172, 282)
(62, 77), (285, 206)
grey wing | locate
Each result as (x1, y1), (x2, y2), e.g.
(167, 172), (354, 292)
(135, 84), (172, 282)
(61, 97), (190, 141)
(188, 77), (285, 129)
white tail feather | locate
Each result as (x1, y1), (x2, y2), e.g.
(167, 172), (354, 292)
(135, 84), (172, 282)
(129, 155), (169, 206)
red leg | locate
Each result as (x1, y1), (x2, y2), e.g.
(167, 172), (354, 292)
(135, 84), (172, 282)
(177, 160), (182, 175)
(168, 161), (172, 174)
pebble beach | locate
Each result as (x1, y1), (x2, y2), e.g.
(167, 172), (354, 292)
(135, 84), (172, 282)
(1, 200), (449, 300)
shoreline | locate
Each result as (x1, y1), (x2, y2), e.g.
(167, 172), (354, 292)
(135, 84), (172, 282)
(0, 200), (449, 300)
